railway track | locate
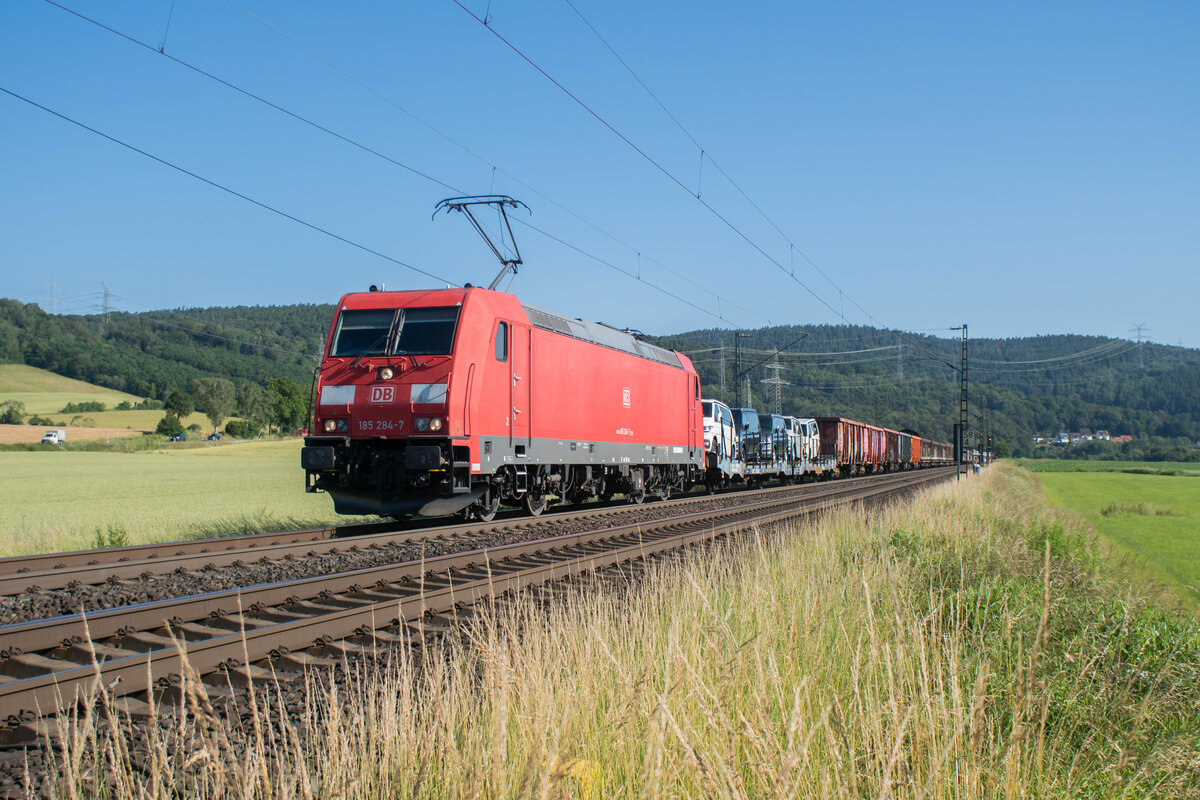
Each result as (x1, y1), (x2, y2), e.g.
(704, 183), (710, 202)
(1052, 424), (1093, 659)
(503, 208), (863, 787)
(0, 467), (954, 751)
(0, 472), (914, 600)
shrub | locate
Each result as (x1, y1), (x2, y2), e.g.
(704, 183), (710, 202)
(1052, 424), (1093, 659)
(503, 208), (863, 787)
(155, 414), (183, 436)
(224, 419), (261, 438)
(60, 401), (106, 413)
(0, 400), (25, 425)
(91, 523), (129, 549)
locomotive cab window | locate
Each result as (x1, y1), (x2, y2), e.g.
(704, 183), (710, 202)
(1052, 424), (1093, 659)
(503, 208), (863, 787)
(329, 309), (396, 357)
(329, 306), (461, 358)
(495, 321), (508, 361)
(394, 306), (460, 355)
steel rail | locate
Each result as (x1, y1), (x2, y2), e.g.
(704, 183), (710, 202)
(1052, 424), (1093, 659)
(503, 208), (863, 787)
(0, 473), (896, 596)
(0, 521), (393, 575)
(0, 469), (952, 732)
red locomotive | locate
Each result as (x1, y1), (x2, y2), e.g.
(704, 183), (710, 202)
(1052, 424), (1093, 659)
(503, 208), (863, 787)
(301, 286), (703, 520)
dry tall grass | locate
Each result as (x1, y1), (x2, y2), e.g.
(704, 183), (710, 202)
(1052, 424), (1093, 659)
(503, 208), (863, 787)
(40, 465), (1200, 798)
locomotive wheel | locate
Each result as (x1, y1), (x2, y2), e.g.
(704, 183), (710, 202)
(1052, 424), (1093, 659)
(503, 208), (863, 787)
(473, 489), (500, 522)
(628, 489), (645, 505)
(524, 489), (547, 516)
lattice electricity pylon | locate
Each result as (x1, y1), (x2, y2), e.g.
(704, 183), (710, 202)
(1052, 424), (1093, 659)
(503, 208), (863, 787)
(760, 355), (788, 414)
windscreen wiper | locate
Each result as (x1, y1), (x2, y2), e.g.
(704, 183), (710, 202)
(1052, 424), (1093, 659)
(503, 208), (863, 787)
(348, 314), (400, 370)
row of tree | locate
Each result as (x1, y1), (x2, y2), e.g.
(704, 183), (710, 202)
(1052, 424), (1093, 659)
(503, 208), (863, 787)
(0, 299), (327, 398)
(652, 324), (1200, 459)
(154, 376), (309, 437)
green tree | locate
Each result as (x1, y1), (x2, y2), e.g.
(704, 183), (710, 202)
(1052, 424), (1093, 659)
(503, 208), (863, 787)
(236, 382), (270, 429)
(0, 400), (26, 425)
(155, 413), (184, 436)
(265, 377), (308, 434)
(165, 390), (193, 419)
(192, 377), (236, 432)
(224, 419), (261, 438)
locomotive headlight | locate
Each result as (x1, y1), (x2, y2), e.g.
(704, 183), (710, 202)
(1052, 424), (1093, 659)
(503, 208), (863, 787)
(414, 417), (443, 433)
(322, 418), (348, 433)
(377, 366), (395, 381)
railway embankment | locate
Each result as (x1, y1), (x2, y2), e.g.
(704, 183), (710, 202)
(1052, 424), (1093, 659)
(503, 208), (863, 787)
(27, 465), (1200, 798)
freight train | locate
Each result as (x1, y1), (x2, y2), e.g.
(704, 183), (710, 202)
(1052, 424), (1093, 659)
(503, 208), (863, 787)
(301, 285), (955, 521)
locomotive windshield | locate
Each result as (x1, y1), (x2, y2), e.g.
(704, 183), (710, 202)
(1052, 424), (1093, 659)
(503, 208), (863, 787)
(330, 309), (394, 357)
(329, 306), (461, 357)
(393, 306), (459, 355)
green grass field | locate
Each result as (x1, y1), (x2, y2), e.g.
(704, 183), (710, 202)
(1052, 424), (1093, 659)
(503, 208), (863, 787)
(1018, 458), (1200, 476)
(0, 363), (213, 431)
(0, 364), (142, 415)
(1033, 465), (1200, 609)
(0, 439), (353, 556)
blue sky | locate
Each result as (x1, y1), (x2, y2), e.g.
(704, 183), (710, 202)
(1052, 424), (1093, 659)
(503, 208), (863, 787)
(2, 0), (1197, 346)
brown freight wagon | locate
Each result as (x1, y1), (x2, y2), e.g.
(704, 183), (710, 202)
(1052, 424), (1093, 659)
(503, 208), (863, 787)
(900, 428), (922, 467)
(884, 428), (901, 471)
(816, 417), (887, 475)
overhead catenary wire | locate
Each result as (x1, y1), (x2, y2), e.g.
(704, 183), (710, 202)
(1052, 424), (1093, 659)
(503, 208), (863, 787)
(971, 343), (1140, 373)
(686, 344), (901, 358)
(0, 85), (459, 289)
(43, 0), (463, 192)
(45, 0), (770, 329)
(448, 2), (968, 373)
(972, 339), (1128, 365)
(215, 0), (770, 327)
(560, 0), (877, 324)
(106, 293), (323, 358)
(449, 0), (850, 326)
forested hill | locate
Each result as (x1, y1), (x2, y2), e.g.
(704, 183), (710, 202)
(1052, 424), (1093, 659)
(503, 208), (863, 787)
(1, 298), (1196, 457)
(649, 325), (1199, 458)
(0, 299), (332, 398)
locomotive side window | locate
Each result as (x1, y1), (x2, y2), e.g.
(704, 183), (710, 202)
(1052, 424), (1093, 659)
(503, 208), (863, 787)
(330, 309), (397, 357)
(393, 306), (460, 355)
(495, 321), (508, 361)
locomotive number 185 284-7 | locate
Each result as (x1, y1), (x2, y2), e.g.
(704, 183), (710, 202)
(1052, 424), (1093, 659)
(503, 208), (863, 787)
(358, 419), (399, 432)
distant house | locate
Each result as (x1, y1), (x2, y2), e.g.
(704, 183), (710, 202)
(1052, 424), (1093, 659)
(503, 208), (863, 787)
(1080, 427), (1092, 438)
(1095, 430), (1111, 440)
(1113, 435), (1133, 443)
(1056, 432), (1070, 444)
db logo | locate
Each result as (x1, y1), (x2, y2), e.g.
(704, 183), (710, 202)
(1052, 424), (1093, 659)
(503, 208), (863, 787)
(369, 386), (395, 404)
(622, 387), (631, 408)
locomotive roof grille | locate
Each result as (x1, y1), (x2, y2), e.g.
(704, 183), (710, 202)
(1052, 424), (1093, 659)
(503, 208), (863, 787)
(521, 304), (683, 369)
